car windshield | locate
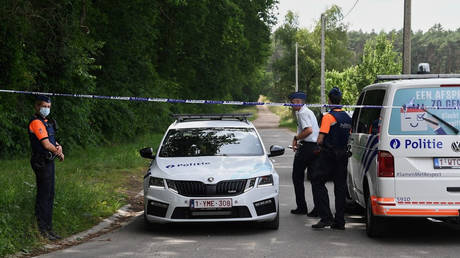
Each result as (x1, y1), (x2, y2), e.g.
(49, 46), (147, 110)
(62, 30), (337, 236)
(159, 128), (264, 157)
(389, 87), (460, 135)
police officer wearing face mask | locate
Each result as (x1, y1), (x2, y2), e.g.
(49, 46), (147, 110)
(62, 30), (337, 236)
(311, 87), (351, 230)
(28, 95), (64, 241)
(288, 91), (320, 216)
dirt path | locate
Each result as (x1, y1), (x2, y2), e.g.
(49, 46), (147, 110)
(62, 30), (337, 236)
(252, 97), (280, 129)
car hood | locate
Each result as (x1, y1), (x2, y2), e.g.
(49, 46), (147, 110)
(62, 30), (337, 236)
(150, 156), (274, 181)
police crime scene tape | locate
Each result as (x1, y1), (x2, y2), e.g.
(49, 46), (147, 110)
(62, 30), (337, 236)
(1, 89), (460, 110)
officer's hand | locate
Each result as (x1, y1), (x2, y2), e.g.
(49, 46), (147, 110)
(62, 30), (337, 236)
(57, 153), (65, 161)
(292, 139), (298, 152)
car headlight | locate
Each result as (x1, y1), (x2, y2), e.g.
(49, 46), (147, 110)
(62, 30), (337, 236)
(257, 175), (273, 187)
(166, 179), (178, 193)
(149, 177), (165, 188)
(244, 178), (257, 192)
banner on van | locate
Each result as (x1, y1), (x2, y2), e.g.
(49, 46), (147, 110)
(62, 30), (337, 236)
(389, 88), (460, 135)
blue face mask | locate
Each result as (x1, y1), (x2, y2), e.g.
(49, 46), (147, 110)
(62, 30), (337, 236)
(39, 107), (50, 118)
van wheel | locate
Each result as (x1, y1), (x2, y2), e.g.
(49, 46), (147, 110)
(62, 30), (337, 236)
(261, 210), (279, 230)
(365, 193), (385, 237)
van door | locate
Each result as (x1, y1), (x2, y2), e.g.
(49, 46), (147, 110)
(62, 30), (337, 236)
(388, 86), (460, 206)
(349, 90), (385, 204)
(349, 93), (364, 202)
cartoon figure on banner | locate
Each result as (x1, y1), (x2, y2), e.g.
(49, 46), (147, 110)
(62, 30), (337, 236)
(400, 97), (447, 135)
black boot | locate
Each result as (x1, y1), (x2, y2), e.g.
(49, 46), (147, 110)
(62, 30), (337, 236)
(311, 220), (332, 229)
(40, 230), (57, 241)
(290, 208), (308, 215)
(47, 230), (62, 240)
(307, 208), (318, 217)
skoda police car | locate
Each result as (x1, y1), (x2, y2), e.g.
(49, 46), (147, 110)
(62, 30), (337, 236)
(347, 73), (460, 237)
(140, 114), (284, 229)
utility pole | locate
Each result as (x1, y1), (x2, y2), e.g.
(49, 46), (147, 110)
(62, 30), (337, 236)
(295, 42), (298, 92)
(402, 0), (411, 74)
(320, 14), (326, 112)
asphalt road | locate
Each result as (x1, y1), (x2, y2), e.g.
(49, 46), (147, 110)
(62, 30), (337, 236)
(41, 110), (460, 258)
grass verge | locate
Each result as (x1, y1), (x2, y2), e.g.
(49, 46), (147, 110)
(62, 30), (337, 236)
(0, 133), (163, 256)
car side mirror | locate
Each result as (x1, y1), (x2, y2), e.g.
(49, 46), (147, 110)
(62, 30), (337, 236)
(140, 147), (156, 159)
(268, 145), (285, 157)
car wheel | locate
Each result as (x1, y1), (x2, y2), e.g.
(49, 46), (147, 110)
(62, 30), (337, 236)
(365, 193), (385, 237)
(143, 212), (152, 225)
(261, 210), (279, 230)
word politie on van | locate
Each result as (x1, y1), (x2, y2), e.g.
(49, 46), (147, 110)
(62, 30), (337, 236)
(391, 138), (443, 149)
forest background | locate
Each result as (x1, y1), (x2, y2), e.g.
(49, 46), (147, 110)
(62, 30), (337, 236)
(0, 0), (458, 157)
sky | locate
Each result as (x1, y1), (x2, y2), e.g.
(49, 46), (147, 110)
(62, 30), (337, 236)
(275, 0), (460, 32)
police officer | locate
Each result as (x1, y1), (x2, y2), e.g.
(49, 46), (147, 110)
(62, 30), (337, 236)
(289, 91), (320, 216)
(29, 95), (64, 240)
(311, 87), (351, 229)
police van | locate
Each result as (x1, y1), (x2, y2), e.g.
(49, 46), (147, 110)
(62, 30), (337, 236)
(347, 73), (460, 237)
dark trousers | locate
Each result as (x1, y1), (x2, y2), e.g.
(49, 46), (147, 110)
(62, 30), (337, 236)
(292, 142), (319, 210)
(311, 148), (348, 225)
(31, 157), (55, 232)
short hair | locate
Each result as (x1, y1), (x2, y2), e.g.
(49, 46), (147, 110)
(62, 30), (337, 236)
(328, 87), (342, 105)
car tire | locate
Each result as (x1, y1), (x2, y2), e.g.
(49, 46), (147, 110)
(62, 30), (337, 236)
(365, 193), (385, 238)
(261, 210), (279, 230)
(143, 212), (152, 225)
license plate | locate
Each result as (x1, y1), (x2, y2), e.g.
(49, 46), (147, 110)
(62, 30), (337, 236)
(191, 199), (232, 209)
(434, 157), (460, 169)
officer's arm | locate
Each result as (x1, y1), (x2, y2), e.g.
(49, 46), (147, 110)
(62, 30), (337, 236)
(296, 127), (313, 140)
(40, 139), (61, 155)
(317, 133), (326, 145)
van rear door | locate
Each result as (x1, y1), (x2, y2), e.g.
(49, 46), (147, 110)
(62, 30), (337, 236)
(387, 85), (460, 207)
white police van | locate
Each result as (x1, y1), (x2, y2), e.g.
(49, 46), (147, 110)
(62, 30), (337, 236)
(347, 74), (460, 237)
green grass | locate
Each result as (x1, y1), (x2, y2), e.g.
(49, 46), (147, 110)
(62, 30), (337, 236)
(0, 133), (163, 256)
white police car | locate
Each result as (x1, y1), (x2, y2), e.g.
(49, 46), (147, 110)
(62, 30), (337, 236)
(347, 74), (460, 237)
(140, 114), (284, 229)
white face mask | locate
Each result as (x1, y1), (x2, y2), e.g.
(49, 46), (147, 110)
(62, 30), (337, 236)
(39, 107), (50, 117)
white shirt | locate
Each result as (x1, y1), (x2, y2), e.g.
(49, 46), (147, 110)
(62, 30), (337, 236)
(295, 105), (319, 143)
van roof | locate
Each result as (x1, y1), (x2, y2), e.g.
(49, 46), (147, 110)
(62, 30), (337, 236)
(363, 78), (460, 91)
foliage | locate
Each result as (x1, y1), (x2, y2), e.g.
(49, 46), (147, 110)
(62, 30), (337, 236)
(348, 25), (460, 73)
(326, 33), (402, 105)
(0, 0), (278, 158)
(0, 133), (162, 256)
(266, 6), (352, 103)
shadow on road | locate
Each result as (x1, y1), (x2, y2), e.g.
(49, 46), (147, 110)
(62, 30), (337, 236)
(132, 215), (277, 237)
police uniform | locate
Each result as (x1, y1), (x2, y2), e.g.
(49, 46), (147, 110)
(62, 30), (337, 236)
(289, 92), (320, 215)
(29, 97), (59, 237)
(312, 88), (352, 229)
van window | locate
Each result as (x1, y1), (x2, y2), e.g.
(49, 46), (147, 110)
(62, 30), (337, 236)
(389, 87), (460, 135)
(357, 90), (385, 134)
(351, 93), (365, 133)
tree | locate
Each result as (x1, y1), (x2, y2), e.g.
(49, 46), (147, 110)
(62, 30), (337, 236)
(327, 33), (402, 105)
(266, 5), (353, 103)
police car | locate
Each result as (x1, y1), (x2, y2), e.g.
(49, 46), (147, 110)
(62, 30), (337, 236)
(347, 73), (460, 237)
(140, 114), (283, 229)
